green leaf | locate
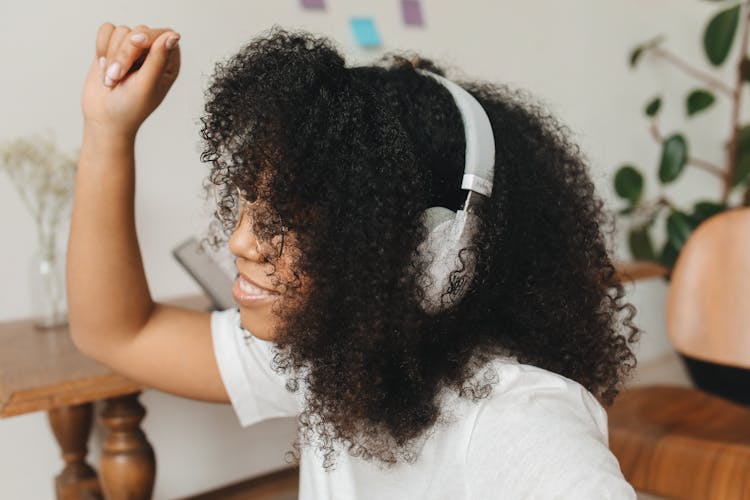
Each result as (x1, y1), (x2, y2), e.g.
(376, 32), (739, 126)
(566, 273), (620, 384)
(629, 46), (644, 68)
(733, 124), (750, 186)
(618, 206), (636, 216)
(658, 240), (680, 269)
(629, 35), (667, 68)
(704, 4), (740, 66)
(686, 89), (716, 116)
(614, 165), (644, 204)
(666, 210), (694, 251)
(645, 96), (662, 117)
(691, 200), (725, 225)
(628, 225), (657, 261)
(659, 134), (689, 184)
(733, 156), (750, 186)
(646, 204), (666, 226)
(743, 58), (750, 82)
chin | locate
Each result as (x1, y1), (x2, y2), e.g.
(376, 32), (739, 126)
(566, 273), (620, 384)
(237, 306), (277, 341)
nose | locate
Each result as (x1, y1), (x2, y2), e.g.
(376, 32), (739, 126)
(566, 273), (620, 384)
(228, 211), (265, 262)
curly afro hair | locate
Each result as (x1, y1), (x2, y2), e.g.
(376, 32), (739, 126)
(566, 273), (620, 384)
(199, 25), (641, 471)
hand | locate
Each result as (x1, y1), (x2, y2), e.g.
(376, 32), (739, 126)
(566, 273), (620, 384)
(81, 23), (181, 137)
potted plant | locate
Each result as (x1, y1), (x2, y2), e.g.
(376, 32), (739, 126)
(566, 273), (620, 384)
(614, 1), (750, 402)
(615, 1), (750, 278)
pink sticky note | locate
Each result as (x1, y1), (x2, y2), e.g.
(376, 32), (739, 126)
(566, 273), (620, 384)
(301, 0), (325, 9)
(402, 0), (423, 26)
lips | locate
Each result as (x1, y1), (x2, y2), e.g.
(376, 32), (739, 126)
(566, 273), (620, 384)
(232, 273), (280, 307)
(237, 273), (279, 295)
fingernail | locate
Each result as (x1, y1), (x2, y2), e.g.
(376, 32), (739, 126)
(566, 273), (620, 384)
(99, 56), (106, 70)
(104, 76), (114, 87)
(130, 32), (147, 43)
(166, 35), (180, 49)
(106, 62), (121, 81)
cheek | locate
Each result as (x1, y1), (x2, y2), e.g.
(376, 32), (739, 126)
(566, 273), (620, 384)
(274, 245), (308, 293)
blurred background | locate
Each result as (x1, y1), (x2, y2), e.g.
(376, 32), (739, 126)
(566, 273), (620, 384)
(1, 0), (744, 498)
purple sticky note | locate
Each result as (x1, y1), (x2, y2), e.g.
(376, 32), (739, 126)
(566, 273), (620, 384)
(301, 0), (325, 9)
(402, 0), (423, 26)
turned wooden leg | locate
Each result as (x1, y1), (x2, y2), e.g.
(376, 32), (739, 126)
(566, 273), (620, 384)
(98, 392), (156, 500)
(47, 402), (103, 500)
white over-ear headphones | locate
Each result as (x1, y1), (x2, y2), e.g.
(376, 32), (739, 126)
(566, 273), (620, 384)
(412, 69), (496, 315)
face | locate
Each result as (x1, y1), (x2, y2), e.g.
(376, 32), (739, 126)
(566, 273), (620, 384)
(228, 197), (303, 341)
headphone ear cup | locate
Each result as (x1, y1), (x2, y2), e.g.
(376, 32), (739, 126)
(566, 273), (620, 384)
(414, 206), (456, 313)
(414, 206), (480, 314)
(421, 206), (456, 232)
(416, 206), (456, 270)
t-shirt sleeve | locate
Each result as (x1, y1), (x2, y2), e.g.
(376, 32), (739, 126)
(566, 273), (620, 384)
(210, 307), (304, 427)
(464, 367), (637, 499)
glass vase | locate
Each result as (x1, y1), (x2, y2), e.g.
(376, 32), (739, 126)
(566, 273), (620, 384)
(33, 222), (67, 329)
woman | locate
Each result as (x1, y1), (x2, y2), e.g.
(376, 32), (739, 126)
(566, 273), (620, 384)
(68, 22), (640, 498)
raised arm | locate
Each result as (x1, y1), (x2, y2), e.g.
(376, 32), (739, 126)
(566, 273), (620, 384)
(67, 23), (229, 403)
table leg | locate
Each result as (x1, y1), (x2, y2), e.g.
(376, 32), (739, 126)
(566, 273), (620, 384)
(98, 392), (156, 500)
(47, 402), (103, 500)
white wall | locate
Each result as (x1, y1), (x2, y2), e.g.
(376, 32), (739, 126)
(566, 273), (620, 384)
(0, 0), (739, 498)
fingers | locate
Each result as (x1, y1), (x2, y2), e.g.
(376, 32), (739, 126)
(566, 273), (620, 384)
(129, 25), (174, 47)
(95, 22), (177, 87)
(95, 23), (115, 70)
(138, 31), (181, 86)
(103, 25), (131, 86)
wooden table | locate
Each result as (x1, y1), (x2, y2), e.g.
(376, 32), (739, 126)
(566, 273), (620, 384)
(612, 260), (669, 283)
(0, 294), (212, 500)
(0, 261), (668, 500)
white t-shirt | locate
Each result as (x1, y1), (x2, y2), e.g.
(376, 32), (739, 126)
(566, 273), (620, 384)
(211, 307), (637, 499)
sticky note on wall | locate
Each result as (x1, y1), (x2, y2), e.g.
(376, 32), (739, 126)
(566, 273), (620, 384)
(350, 17), (382, 47)
(402, 0), (424, 26)
(300, 0), (325, 8)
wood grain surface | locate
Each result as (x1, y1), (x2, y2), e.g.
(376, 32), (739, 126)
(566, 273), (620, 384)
(0, 294), (212, 417)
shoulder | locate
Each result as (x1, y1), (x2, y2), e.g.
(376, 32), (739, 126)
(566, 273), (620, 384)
(211, 307), (278, 359)
(211, 307), (246, 339)
(462, 356), (636, 498)
(472, 357), (610, 439)
(210, 307), (304, 427)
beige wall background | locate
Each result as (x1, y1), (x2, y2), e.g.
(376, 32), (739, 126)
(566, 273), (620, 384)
(1, 0), (742, 498)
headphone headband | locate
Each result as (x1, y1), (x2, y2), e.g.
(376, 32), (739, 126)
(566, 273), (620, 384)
(414, 69), (495, 198)
(411, 69), (496, 314)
